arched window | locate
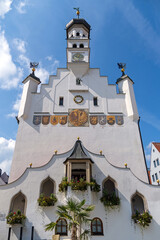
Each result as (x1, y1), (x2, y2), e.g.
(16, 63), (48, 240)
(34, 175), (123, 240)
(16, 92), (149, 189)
(56, 218), (67, 236)
(131, 193), (145, 214)
(72, 44), (77, 48)
(91, 218), (103, 235)
(103, 178), (115, 194)
(10, 192), (26, 214)
(40, 177), (55, 196)
(76, 32), (80, 36)
(79, 44), (84, 48)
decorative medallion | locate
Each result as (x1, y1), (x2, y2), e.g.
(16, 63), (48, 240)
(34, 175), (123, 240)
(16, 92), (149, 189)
(98, 115), (106, 125)
(59, 116), (68, 125)
(50, 115), (59, 125)
(33, 115), (41, 125)
(72, 53), (84, 62)
(74, 95), (84, 104)
(68, 109), (89, 127)
(116, 116), (124, 125)
(107, 116), (115, 125)
(90, 116), (98, 125)
(42, 116), (50, 125)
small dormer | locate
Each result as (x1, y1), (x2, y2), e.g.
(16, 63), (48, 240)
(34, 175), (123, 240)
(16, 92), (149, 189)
(64, 140), (94, 182)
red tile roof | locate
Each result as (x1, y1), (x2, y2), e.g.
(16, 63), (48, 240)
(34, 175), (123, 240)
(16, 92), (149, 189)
(153, 142), (160, 153)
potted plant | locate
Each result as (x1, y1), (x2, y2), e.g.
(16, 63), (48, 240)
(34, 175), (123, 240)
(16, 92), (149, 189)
(58, 177), (69, 192)
(90, 178), (101, 192)
(100, 190), (120, 207)
(6, 210), (26, 225)
(38, 193), (57, 206)
(132, 210), (152, 227)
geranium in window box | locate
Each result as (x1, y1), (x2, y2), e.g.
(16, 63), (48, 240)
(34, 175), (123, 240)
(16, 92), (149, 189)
(132, 210), (152, 227)
(38, 193), (57, 207)
(70, 178), (88, 191)
(6, 210), (26, 225)
(90, 178), (101, 192)
(58, 177), (69, 192)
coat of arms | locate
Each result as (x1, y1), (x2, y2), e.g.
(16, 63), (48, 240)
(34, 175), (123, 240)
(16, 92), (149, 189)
(33, 115), (41, 125)
(98, 115), (106, 125)
(42, 116), (50, 125)
(68, 109), (88, 127)
(90, 116), (98, 125)
(50, 116), (59, 125)
(107, 116), (115, 125)
(59, 116), (68, 125)
(116, 116), (124, 125)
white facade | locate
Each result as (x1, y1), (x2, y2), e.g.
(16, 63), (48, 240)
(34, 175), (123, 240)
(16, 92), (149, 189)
(150, 143), (160, 184)
(0, 17), (160, 240)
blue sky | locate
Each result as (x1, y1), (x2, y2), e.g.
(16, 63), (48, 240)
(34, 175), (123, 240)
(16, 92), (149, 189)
(0, 0), (160, 173)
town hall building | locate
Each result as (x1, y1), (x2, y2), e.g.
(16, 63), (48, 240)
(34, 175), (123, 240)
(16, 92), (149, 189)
(0, 16), (160, 240)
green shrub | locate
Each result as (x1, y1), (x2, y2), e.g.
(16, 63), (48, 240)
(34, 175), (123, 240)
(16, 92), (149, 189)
(100, 190), (120, 207)
(38, 193), (57, 206)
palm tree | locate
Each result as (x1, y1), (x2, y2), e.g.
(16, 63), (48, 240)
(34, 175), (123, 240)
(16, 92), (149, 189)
(45, 198), (94, 240)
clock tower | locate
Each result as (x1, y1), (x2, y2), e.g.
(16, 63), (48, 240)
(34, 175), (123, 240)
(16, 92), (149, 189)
(66, 18), (91, 75)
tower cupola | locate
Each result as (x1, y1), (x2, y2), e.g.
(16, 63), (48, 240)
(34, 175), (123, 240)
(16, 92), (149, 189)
(66, 18), (91, 73)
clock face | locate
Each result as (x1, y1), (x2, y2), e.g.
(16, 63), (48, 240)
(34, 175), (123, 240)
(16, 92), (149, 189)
(74, 95), (84, 104)
(72, 53), (84, 62)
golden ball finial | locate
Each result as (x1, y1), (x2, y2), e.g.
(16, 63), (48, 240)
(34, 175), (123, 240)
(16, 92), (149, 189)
(77, 137), (80, 140)
(100, 150), (102, 155)
(30, 163), (32, 168)
(55, 150), (57, 154)
(124, 163), (127, 168)
(157, 179), (159, 184)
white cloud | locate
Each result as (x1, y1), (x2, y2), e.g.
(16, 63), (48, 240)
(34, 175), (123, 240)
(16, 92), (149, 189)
(0, 137), (15, 174)
(51, 60), (59, 73)
(0, 30), (23, 89)
(46, 56), (52, 61)
(0, 0), (12, 18)
(7, 93), (22, 118)
(13, 38), (26, 53)
(15, 1), (26, 14)
(36, 67), (49, 84)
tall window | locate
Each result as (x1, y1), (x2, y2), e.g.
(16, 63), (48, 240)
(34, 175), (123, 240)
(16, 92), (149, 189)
(91, 218), (103, 235)
(56, 218), (67, 236)
(93, 97), (98, 106)
(40, 177), (54, 196)
(73, 44), (77, 48)
(59, 97), (64, 106)
(152, 175), (155, 182)
(156, 158), (159, 166)
(10, 192), (26, 214)
(131, 193), (145, 214)
(153, 160), (156, 167)
(155, 173), (158, 180)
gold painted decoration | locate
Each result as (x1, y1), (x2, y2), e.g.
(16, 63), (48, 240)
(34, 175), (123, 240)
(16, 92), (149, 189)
(116, 116), (124, 125)
(90, 116), (98, 125)
(68, 109), (88, 127)
(107, 116), (115, 125)
(98, 115), (106, 125)
(50, 115), (59, 125)
(59, 115), (68, 125)
(33, 115), (41, 125)
(42, 116), (50, 125)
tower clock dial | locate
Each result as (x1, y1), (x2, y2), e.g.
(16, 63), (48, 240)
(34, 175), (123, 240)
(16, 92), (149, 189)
(72, 53), (84, 62)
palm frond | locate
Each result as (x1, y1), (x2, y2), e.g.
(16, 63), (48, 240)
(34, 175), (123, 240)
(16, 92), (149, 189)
(45, 222), (56, 232)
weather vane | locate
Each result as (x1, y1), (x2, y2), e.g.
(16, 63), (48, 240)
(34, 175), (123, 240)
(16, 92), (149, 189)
(73, 7), (80, 19)
(30, 62), (39, 75)
(117, 63), (126, 76)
